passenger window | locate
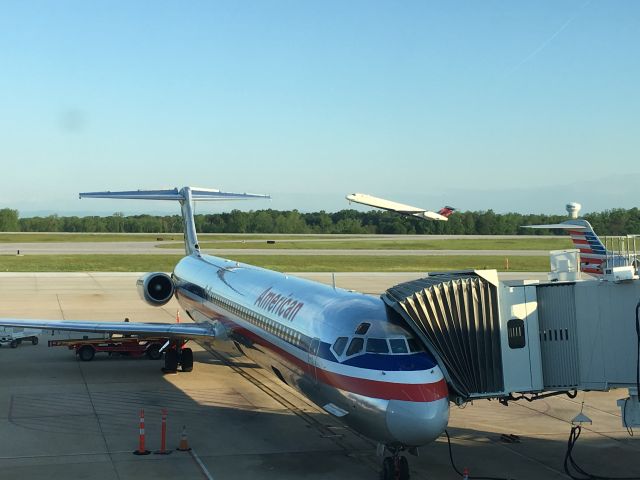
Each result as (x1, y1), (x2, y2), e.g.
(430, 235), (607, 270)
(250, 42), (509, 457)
(346, 337), (364, 356)
(407, 338), (423, 352)
(355, 322), (371, 335)
(332, 337), (348, 356)
(366, 338), (389, 354)
(389, 339), (408, 354)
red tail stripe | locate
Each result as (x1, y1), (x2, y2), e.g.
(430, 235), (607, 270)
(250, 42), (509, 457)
(582, 267), (602, 274)
(581, 258), (604, 265)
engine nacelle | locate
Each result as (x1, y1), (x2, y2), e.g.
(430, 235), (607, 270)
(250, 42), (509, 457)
(137, 272), (175, 306)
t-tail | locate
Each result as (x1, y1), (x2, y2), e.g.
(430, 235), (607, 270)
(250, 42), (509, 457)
(561, 219), (608, 275)
(437, 206), (456, 218)
(524, 219), (626, 276)
(79, 187), (270, 255)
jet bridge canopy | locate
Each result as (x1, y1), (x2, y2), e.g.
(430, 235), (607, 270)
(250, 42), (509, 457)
(382, 272), (504, 400)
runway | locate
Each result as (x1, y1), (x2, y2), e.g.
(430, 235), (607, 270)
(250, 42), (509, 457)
(0, 273), (638, 479)
(0, 241), (549, 256)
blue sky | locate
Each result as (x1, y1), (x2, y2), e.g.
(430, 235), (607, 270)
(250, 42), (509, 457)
(1, 1), (638, 216)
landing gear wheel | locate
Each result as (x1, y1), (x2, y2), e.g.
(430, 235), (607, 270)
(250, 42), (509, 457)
(380, 454), (410, 480)
(78, 345), (95, 361)
(162, 348), (179, 373)
(398, 456), (410, 480)
(180, 347), (193, 372)
(381, 457), (394, 480)
(9, 340), (18, 349)
(146, 344), (162, 360)
(31, 336), (39, 345)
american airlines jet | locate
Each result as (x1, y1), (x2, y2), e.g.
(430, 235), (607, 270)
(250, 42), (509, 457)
(0, 187), (451, 480)
(525, 218), (639, 276)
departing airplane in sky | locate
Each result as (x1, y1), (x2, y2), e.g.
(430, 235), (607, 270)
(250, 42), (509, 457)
(346, 192), (455, 221)
(0, 186), (453, 480)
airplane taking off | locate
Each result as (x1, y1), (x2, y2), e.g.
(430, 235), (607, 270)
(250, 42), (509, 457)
(0, 187), (449, 480)
(346, 192), (455, 221)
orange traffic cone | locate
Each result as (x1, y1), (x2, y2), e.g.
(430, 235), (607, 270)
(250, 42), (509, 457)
(176, 425), (191, 451)
(176, 309), (181, 323)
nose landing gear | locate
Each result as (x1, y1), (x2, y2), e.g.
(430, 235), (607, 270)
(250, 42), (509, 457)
(381, 447), (410, 480)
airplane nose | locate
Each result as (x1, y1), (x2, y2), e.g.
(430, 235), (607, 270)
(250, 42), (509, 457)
(386, 398), (449, 446)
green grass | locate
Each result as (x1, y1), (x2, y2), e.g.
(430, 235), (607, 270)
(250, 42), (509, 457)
(0, 254), (184, 272)
(157, 237), (572, 251)
(0, 233), (182, 243)
(0, 254), (548, 272)
(0, 233), (363, 243)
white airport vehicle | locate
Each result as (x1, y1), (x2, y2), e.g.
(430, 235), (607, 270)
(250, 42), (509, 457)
(0, 326), (41, 348)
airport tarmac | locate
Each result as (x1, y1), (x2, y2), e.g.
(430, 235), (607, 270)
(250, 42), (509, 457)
(1, 273), (638, 480)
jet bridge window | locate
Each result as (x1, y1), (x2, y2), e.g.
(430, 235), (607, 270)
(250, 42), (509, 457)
(507, 318), (526, 349)
(346, 337), (364, 356)
(366, 338), (389, 354)
(332, 337), (348, 356)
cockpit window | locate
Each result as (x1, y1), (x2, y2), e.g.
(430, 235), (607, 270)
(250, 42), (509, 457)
(346, 337), (364, 356)
(332, 337), (348, 356)
(407, 338), (423, 353)
(389, 338), (408, 354)
(355, 322), (370, 335)
(366, 338), (389, 354)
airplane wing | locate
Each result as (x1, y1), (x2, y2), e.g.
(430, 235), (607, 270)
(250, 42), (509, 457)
(0, 319), (214, 340)
(345, 193), (453, 221)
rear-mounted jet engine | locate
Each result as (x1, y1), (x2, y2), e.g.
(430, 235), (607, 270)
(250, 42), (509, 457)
(137, 272), (175, 306)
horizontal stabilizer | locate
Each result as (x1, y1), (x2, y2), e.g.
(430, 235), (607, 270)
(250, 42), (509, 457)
(523, 224), (587, 230)
(80, 186), (270, 256)
(80, 188), (270, 202)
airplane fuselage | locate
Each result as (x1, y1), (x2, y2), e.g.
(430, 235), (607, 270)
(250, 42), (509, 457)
(172, 253), (450, 447)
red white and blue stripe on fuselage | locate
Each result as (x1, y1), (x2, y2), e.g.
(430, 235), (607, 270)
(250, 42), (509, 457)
(172, 254), (448, 404)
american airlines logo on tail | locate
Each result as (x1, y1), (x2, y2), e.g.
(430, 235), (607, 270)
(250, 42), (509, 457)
(524, 217), (638, 277)
(565, 222), (608, 275)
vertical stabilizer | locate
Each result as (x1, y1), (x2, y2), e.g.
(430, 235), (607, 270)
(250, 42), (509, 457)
(79, 187), (270, 256)
(523, 218), (639, 277)
(563, 219), (607, 275)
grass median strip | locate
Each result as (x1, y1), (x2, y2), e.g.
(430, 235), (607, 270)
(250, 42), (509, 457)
(0, 233), (364, 243)
(0, 254), (548, 272)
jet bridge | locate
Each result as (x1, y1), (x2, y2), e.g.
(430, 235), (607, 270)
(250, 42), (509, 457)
(382, 269), (640, 428)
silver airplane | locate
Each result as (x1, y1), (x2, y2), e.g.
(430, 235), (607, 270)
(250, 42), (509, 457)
(0, 187), (450, 480)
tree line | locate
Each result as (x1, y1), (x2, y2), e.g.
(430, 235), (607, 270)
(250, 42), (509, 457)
(0, 207), (639, 236)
